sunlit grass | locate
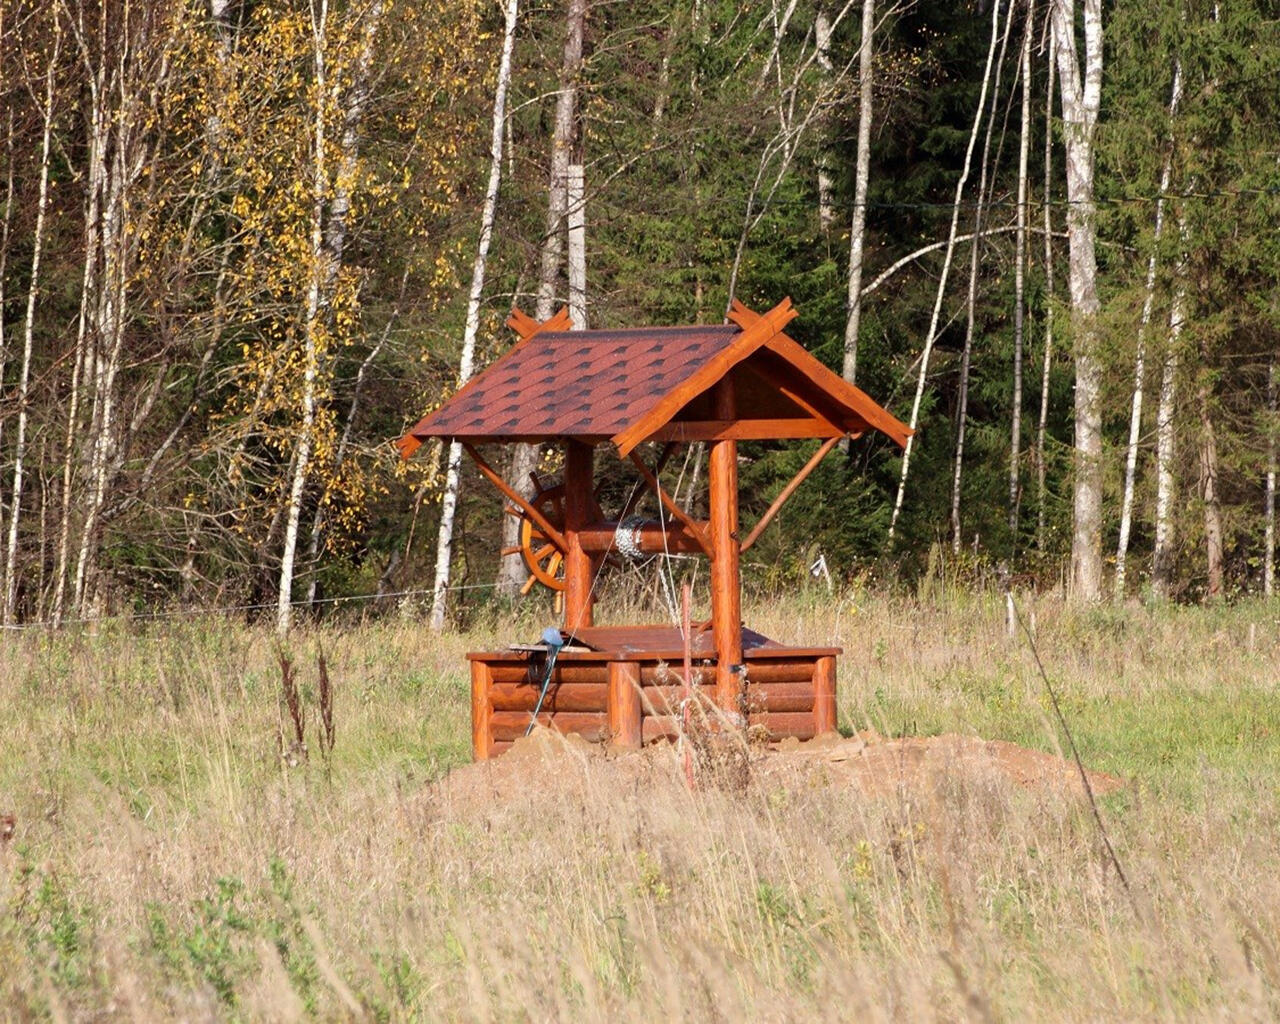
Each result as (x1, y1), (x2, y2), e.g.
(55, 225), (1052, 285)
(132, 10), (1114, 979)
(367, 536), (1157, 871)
(1, 589), (1278, 1019)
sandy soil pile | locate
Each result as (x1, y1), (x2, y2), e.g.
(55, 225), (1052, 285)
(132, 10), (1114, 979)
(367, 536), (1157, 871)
(435, 727), (1124, 807)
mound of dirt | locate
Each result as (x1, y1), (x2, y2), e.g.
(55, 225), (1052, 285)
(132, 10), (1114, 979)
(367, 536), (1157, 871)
(762, 730), (1124, 798)
(435, 727), (1123, 807)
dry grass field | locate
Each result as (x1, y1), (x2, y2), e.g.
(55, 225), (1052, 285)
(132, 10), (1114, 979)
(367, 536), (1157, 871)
(2, 586), (1279, 1021)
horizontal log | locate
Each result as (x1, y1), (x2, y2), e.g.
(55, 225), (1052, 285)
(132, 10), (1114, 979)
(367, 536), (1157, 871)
(578, 521), (708, 556)
(639, 663), (714, 685)
(749, 711), (819, 740)
(487, 662), (538, 684)
(489, 682), (608, 713)
(638, 684), (716, 715)
(489, 711), (609, 743)
(638, 661), (817, 686)
(486, 662), (610, 685)
(741, 661), (818, 684)
(744, 683), (816, 713)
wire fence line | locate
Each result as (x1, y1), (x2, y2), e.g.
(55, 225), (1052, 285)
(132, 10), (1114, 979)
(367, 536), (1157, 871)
(0, 582), (506, 634)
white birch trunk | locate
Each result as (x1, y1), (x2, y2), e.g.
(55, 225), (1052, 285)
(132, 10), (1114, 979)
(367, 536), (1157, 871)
(0, 112), (14, 466)
(1152, 248), (1187, 601)
(1050, 0), (1104, 602)
(888, 0), (1002, 541)
(498, 0), (587, 597)
(951, 0), (1014, 554)
(53, 56), (105, 625)
(277, 0), (330, 636)
(1198, 363), (1223, 598)
(303, 0), (385, 606)
(322, 0), (381, 295)
(1265, 358), (1276, 598)
(814, 7), (835, 232)
(1036, 23), (1056, 550)
(67, 0), (178, 618)
(567, 162), (587, 329)
(428, 0), (521, 631)
(74, 91), (134, 616)
(841, 0), (875, 385)
(1009, 0), (1033, 542)
(1114, 59), (1182, 600)
(3, 24), (59, 623)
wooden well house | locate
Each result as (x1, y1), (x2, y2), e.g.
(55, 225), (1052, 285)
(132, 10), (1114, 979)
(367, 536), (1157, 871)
(397, 298), (910, 759)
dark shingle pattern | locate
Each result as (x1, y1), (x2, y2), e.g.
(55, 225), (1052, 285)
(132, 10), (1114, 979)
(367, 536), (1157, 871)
(416, 325), (740, 440)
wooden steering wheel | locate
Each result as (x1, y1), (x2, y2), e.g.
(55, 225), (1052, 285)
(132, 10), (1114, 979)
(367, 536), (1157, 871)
(502, 478), (567, 594)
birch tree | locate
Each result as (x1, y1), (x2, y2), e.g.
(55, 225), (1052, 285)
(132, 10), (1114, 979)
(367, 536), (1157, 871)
(276, 0), (331, 636)
(889, 0), (1002, 541)
(1050, 0), (1103, 601)
(302, 0), (385, 609)
(1008, 0), (1033, 542)
(64, 0), (188, 619)
(1151, 233), (1187, 601)
(814, 6), (835, 232)
(2, 14), (59, 623)
(951, 0), (1014, 554)
(497, 0), (587, 598)
(428, 0), (521, 630)
(1035, 21), (1056, 550)
(1114, 58), (1182, 600)
(840, 0), (874, 385)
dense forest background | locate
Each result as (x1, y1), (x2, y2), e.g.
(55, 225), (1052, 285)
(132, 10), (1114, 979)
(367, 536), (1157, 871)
(0, 0), (1277, 629)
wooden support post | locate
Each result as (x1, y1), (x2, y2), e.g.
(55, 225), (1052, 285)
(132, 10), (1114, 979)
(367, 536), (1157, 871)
(813, 655), (837, 735)
(471, 660), (494, 760)
(563, 439), (595, 633)
(608, 661), (642, 749)
(708, 377), (744, 725)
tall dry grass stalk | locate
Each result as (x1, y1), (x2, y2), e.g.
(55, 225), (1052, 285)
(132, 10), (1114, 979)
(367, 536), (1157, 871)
(0, 590), (1277, 1019)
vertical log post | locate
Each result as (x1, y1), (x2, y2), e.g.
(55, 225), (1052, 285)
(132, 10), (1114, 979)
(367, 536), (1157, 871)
(708, 377), (745, 725)
(471, 660), (494, 759)
(563, 439), (595, 633)
(608, 660), (642, 748)
(813, 655), (837, 735)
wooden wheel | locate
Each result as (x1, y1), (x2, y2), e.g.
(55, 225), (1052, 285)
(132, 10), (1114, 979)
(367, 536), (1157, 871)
(501, 478), (567, 594)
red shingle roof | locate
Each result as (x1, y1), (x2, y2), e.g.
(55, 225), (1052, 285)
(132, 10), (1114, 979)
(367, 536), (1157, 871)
(397, 298), (911, 457)
(418, 324), (739, 440)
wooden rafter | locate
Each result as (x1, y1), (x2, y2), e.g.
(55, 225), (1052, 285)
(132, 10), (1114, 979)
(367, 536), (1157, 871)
(506, 304), (572, 343)
(740, 434), (843, 553)
(627, 450), (712, 556)
(727, 300), (912, 448)
(462, 443), (568, 553)
(611, 297), (798, 457)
